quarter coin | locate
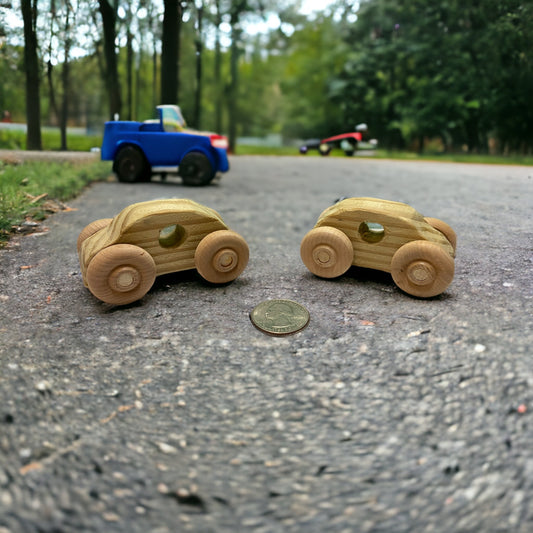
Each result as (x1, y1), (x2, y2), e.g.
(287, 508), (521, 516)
(250, 299), (310, 336)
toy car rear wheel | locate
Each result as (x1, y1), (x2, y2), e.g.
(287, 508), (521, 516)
(77, 218), (112, 252)
(300, 226), (353, 278)
(114, 145), (151, 183)
(424, 217), (457, 253)
(179, 151), (215, 186)
(391, 241), (454, 298)
(86, 244), (156, 305)
(195, 230), (249, 283)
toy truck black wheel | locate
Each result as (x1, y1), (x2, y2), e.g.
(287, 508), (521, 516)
(113, 145), (151, 183)
(178, 151), (215, 186)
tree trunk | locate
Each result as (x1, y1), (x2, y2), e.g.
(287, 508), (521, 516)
(98, 0), (121, 120)
(214, 0), (222, 133)
(228, 12), (241, 153)
(21, 0), (42, 150)
(126, 28), (133, 120)
(161, 0), (181, 105)
(193, 4), (203, 129)
(59, 4), (72, 150)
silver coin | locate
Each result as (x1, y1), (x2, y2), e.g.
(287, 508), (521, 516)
(250, 299), (310, 336)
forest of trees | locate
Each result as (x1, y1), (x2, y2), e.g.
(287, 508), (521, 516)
(0, 0), (532, 153)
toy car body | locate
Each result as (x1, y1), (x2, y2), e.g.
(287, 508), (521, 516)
(101, 105), (229, 186)
(300, 197), (456, 297)
(78, 199), (248, 305)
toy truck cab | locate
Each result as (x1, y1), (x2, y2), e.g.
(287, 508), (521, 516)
(101, 105), (229, 186)
(300, 197), (457, 297)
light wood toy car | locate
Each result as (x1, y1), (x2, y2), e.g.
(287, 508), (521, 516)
(300, 197), (456, 298)
(77, 199), (249, 305)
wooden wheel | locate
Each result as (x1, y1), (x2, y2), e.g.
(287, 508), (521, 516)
(424, 217), (457, 253)
(300, 226), (353, 278)
(391, 241), (454, 298)
(86, 244), (156, 305)
(77, 218), (113, 252)
(195, 230), (249, 283)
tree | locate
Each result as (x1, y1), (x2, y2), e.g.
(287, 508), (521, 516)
(160, 0), (182, 105)
(192, 0), (204, 129)
(21, 0), (42, 150)
(213, 0), (223, 132)
(98, 0), (121, 119)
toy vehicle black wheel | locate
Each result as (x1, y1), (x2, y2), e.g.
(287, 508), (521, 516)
(343, 141), (357, 156)
(300, 226), (353, 278)
(114, 145), (151, 183)
(179, 151), (215, 186)
(391, 241), (454, 298)
(195, 230), (249, 283)
(77, 218), (113, 252)
(319, 143), (331, 156)
(424, 217), (457, 253)
(86, 244), (156, 305)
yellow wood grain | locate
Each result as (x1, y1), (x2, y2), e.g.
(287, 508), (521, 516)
(79, 199), (229, 286)
(311, 197), (454, 273)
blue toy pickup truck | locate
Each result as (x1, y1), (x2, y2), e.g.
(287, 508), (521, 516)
(101, 105), (230, 186)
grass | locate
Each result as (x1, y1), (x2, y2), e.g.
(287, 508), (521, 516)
(0, 128), (102, 152)
(0, 160), (112, 244)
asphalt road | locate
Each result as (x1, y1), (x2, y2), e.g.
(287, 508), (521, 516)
(0, 155), (532, 533)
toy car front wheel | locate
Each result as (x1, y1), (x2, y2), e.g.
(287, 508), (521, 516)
(300, 226), (353, 278)
(424, 217), (457, 253)
(390, 241), (454, 298)
(179, 151), (215, 186)
(114, 145), (151, 183)
(77, 218), (112, 252)
(86, 244), (156, 305)
(195, 230), (249, 283)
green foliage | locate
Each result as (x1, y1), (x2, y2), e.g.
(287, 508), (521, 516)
(281, 13), (351, 139)
(0, 45), (26, 121)
(2, 0), (531, 155)
(0, 160), (111, 243)
(332, 0), (533, 153)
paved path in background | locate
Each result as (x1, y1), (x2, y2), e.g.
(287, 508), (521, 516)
(0, 149), (100, 165)
(0, 156), (532, 532)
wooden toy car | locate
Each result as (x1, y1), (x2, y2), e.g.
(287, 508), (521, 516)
(300, 197), (456, 297)
(77, 199), (249, 305)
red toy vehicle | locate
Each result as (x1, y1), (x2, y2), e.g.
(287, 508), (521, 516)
(299, 124), (369, 157)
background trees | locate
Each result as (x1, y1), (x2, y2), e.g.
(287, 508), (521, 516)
(1, 0), (531, 154)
